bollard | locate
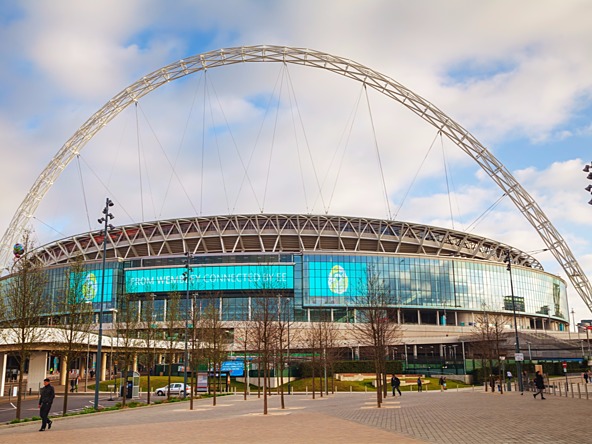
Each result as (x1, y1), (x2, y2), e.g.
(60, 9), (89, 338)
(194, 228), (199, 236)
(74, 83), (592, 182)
(571, 383), (575, 398)
(577, 383), (581, 399)
(350, 386), (352, 393)
(585, 382), (589, 400)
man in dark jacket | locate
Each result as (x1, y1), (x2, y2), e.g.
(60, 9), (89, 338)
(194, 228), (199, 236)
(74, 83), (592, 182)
(39, 378), (55, 431)
(533, 371), (546, 400)
(391, 375), (402, 396)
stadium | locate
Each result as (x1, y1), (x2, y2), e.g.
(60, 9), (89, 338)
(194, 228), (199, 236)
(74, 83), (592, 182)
(0, 46), (588, 392)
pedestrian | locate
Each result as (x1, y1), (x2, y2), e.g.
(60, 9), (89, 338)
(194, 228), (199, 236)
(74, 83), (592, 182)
(439, 376), (444, 391)
(70, 377), (76, 393)
(417, 376), (422, 392)
(38, 378), (55, 431)
(533, 370), (546, 400)
(506, 370), (512, 381)
(391, 375), (402, 396)
(584, 372), (589, 384)
(443, 376), (447, 390)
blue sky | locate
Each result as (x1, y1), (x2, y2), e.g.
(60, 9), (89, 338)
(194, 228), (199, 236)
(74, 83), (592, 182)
(1, 0), (592, 322)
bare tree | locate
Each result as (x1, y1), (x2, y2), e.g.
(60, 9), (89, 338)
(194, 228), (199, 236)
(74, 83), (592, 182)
(138, 292), (158, 404)
(163, 292), (182, 400)
(251, 292), (279, 414)
(353, 266), (402, 408)
(276, 295), (293, 408)
(318, 311), (340, 395)
(469, 305), (511, 391)
(234, 300), (252, 401)
(0, 232), (47, 420)
(113, 291), (141, 407)
(200, 295), (227, 406)
(52, 256), (94, 415)
(188, 293), (204, 410)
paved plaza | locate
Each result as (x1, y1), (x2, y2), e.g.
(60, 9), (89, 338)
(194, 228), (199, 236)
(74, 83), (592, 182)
(0, 388), (589, 443)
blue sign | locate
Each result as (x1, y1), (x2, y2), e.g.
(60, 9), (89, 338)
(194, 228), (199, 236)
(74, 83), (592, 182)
(125, 264), (294, 293)
(221, 360), (245, 377)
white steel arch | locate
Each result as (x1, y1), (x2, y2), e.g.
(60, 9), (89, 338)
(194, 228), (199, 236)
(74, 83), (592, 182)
(2, 45), (590, 311)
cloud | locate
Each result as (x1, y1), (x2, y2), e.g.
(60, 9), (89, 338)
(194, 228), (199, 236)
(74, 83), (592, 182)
(1, 0), (592, 321)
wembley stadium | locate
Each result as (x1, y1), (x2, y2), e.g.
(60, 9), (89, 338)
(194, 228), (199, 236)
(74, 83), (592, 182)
(0, 46), (588, 394)
(32, 213), (568, 332)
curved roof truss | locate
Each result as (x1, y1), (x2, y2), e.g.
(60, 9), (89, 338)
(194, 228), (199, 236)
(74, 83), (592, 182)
(33, 214), (543, 269)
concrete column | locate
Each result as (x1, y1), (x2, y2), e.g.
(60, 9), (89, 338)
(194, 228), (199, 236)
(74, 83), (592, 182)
(100, 352), (107, 381)
(417, 309), (421, 325)
(0, 353), (7, 397)
(133, 354), (138, 372)
(436, 310), (440, 325)
(60, 356), (68, 386)
(28, 351), (48, 393)
(413, 344), (418, 357)
(80, 356), (87, 379)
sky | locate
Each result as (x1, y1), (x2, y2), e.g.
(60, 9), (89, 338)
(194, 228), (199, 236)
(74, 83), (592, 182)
(1, 0), (592, 324)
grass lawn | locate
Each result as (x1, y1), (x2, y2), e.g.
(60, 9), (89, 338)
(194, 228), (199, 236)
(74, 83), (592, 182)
(90, 375), (470, 393)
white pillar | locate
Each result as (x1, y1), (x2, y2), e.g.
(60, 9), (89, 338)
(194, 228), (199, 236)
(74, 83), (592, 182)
(100, 352), (107, 381)
(0, 353), (7, 397)
(28, 351), (48, 393)
(60, 357), (68, 386)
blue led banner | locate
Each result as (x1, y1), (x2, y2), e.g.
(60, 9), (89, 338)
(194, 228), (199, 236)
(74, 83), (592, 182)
(307, 261), (368, 297)
(125, 264), (294, 293)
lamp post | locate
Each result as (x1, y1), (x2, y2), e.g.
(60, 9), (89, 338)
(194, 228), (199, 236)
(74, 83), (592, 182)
(182, 252), (192, 398)
(583, 161), (592, 205)
(285, 297), (291, 395)
(94, 197), (114, 410)
(504, 251), (524, 393)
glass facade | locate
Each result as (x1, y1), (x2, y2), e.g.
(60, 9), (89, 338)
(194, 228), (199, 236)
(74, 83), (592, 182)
(302, 254), (568, 321)
(14, 251), (567, 324)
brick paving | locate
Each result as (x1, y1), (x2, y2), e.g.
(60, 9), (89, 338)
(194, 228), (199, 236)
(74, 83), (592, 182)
(0, 388), (588, 443)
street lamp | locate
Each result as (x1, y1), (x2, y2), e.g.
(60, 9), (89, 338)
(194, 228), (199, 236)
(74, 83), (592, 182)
(583, 161), (592, 205)
(181, 252), (192, 398)
(94, 197), (115, 410)
(504, 251), (524, 393)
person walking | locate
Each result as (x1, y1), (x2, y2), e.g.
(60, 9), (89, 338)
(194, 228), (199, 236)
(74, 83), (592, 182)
(533, 370), (546, 400)
(417, 376), (423, 392)
(584, 371), (589, 384)
(391, 375), (402, 396)
(39, 378), (55, 431)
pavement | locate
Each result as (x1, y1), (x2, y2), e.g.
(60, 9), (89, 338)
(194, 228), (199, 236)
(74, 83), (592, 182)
(0, 387), (589, 444)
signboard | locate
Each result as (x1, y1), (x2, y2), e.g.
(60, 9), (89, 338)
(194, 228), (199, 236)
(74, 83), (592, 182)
(307, 261), (368, 298)
(514, 353), (524, 361)
(70, 269), (115, 303)
(221, 360), (245, 377)
(125, 264), (294, 293)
